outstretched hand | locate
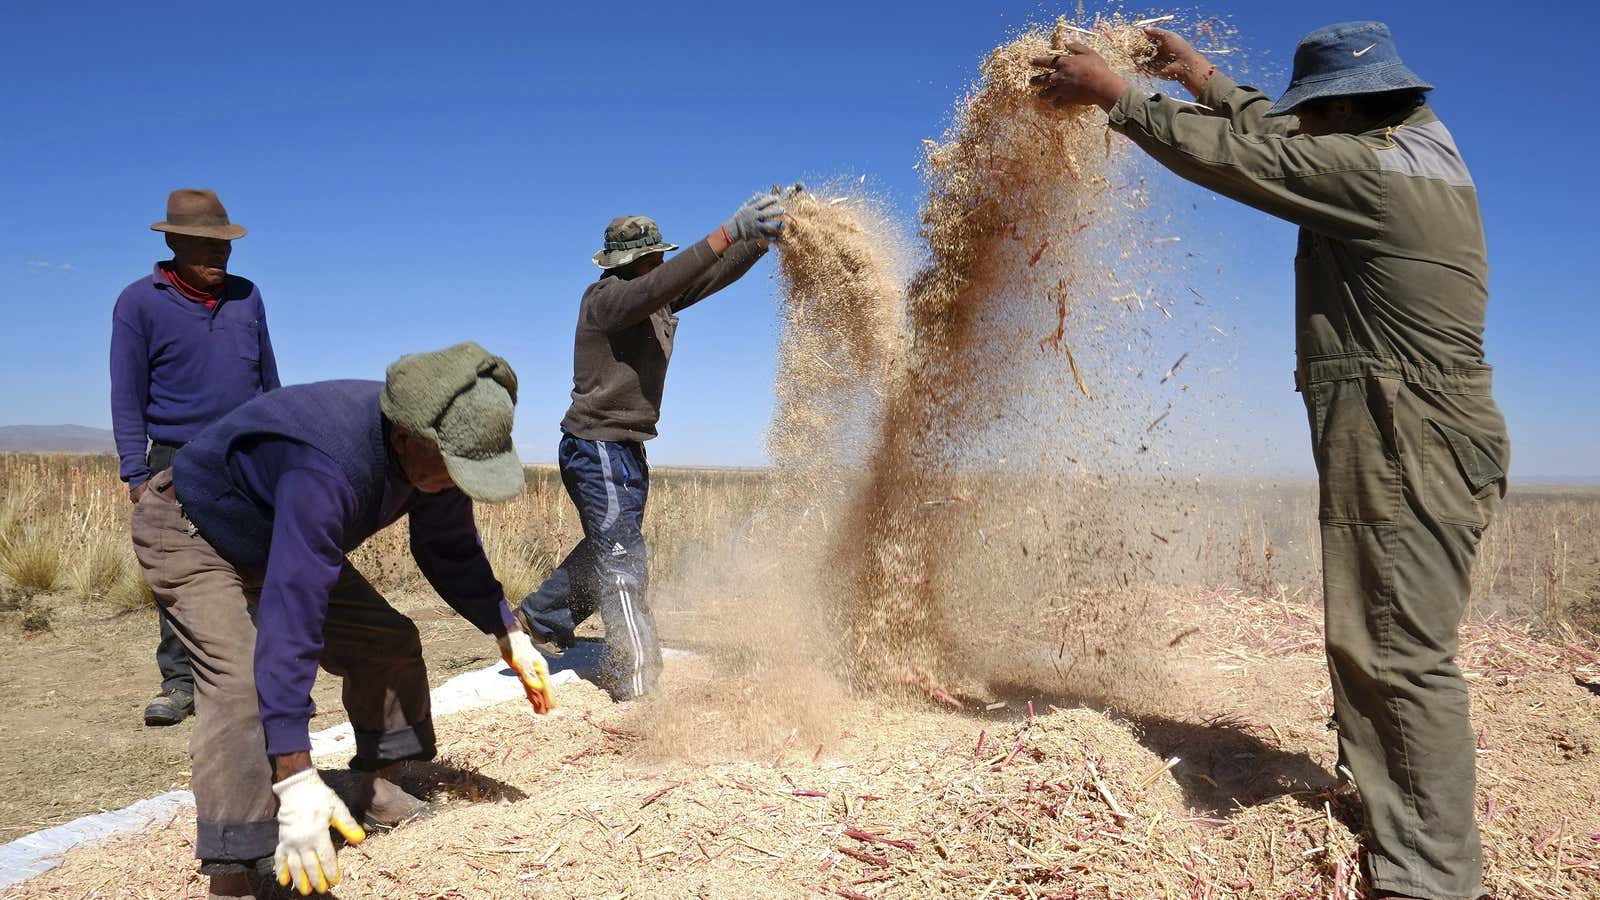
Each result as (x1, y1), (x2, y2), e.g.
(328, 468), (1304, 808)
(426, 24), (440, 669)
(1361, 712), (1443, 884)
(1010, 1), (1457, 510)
(1029, 44), (1128, 112)
(722, 193), (786, 245)
(1141, 28), (1215, 94)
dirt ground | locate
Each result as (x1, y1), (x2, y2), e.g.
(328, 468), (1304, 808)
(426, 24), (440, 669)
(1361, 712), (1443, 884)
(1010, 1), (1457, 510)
(0, 587), (519, 841)
(6, 588), (1599, 899)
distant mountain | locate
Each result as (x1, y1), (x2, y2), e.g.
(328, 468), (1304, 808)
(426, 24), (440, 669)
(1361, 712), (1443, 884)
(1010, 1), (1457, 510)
(0, 425), (116, 453)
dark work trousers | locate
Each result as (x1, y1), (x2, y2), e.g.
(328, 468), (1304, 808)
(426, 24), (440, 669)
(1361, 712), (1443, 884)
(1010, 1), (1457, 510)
(1303, 356), (1508, 900)
(517, 434), (660, 701)
(131, 470), (435, 871)
(146, 440), (195, 694)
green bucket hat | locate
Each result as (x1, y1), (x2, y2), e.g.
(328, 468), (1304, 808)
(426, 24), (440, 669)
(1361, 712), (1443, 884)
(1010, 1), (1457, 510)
(381, 342), (525, 502)
(592, 215), (678, 270)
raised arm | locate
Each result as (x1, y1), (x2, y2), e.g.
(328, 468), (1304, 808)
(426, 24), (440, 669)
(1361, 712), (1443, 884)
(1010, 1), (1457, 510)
(1032, 43), (1384, 239)
(1107, 89), (1385, 239)
(1143, 28), (1296, 137)
(671, 238), (768, 314)
(1194, 71), (1298, 137)
(584, 239), (731, 333)
(585, 194), (785, 332)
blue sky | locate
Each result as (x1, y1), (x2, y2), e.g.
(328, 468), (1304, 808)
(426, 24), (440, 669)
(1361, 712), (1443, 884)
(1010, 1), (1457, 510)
(3, 1), (1594, 479)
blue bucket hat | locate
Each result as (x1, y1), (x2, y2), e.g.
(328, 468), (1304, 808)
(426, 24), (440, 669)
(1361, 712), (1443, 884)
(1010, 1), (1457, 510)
(1266, 21), (1434, 117)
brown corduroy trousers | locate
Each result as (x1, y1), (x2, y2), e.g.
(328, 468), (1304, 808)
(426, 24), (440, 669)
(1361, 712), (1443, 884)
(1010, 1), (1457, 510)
(131, 469), (435, 870)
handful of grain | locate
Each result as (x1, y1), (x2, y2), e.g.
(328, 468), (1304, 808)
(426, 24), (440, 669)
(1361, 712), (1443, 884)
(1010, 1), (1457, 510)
(769, 189), (909, 470)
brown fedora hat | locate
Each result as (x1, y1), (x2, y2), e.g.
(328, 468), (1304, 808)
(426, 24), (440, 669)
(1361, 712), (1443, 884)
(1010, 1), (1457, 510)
(150, 189), (247, 240)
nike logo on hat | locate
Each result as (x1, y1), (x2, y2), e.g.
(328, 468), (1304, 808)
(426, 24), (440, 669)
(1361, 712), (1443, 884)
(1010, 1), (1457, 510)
(1353, 43), (1377, 57)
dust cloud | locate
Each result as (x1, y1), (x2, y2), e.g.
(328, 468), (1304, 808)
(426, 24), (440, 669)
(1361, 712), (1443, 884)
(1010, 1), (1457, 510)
(639, 15), (1246, 751)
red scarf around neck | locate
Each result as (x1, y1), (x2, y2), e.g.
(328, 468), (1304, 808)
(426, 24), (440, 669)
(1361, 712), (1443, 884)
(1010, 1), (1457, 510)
(159, 262), (221, 308)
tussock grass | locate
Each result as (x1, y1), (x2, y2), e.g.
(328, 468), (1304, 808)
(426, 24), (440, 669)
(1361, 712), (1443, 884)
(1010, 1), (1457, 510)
(67, 527), (127, 600)
(0, 524), (63, 593)
(0, 474), (69, 593)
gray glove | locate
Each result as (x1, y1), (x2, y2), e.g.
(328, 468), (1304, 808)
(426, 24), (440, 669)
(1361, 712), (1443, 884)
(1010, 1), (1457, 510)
(723, 194), (785, 244)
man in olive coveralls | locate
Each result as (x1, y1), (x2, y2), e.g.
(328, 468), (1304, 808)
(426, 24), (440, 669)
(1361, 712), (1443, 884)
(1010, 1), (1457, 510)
(1031, 22), (1510, 900)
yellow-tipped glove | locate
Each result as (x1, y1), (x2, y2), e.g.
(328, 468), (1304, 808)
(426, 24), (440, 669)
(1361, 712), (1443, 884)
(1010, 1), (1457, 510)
(272, 768), (365, 895)
(499, 630), (556, 714)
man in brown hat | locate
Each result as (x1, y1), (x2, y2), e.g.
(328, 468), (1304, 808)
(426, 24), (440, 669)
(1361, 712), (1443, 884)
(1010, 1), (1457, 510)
(111, 188), (281, 727)
(514, 192), (787, 701)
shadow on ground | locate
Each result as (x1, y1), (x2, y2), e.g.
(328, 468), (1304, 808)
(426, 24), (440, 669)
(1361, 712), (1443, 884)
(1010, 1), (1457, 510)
(977, 680), (1337, 818)
(1128, 714), (1338, 816)
(325, 759), (528, 816)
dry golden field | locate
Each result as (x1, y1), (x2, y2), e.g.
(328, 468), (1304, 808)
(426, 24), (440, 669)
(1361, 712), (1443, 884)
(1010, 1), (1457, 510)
(0, 453), (771, 629)
(3, 453), (1594, 638)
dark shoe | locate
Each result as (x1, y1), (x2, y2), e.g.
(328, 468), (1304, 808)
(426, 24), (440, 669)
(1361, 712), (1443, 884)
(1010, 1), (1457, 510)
(206, 867), (299, 899)
(144, 688), (194, 726)
(512, 607), (568, 656)
(360, 776), (434, 830)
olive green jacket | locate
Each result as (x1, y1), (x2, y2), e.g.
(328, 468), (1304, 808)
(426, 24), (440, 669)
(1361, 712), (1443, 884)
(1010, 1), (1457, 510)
(1111, 72), (1493, 372)
(1108, 73), (1509, 509)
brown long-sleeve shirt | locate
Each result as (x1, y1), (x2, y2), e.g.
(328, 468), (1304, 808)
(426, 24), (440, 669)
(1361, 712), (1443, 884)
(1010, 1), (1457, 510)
(560, 238), (767, 442)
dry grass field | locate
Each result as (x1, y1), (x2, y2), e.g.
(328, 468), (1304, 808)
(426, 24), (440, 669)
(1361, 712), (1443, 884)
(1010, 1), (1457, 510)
(0, 453), (774, 633)
(5, 454), (1593, 634)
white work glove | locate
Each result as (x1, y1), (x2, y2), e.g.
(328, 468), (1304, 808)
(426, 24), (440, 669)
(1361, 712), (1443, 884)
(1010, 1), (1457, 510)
(272, 768), (365, 895)
(499, 630), (555, 714)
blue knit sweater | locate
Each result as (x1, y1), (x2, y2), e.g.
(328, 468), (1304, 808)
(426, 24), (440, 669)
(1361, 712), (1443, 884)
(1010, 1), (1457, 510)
(109, 266), (280, 487)
(174, 380), (513, 754)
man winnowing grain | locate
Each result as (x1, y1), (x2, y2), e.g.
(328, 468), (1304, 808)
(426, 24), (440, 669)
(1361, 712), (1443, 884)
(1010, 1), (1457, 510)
(513, 192), (789, 702)
(1031, 21), (1509, 900)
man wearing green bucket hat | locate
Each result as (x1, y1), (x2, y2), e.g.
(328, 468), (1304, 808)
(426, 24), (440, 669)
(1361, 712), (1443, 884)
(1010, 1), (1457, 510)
(131, 343), (553, 898)
(1031, 21), (1508, 900)
(515, 192), (788, 702)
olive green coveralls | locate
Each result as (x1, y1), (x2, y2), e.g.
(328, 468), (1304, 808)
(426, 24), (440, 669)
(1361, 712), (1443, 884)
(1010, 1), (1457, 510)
(1109, 74), (1510, 899)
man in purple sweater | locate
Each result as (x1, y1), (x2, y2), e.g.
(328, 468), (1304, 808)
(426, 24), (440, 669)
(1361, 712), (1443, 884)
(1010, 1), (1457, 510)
(134, 343), (552, 898)
(110, 188), (280, 726)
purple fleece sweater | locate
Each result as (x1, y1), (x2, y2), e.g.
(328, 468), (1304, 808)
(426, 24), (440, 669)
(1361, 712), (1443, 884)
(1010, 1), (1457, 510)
(109, 265), (280, 487)
(227, 435), (513, 755)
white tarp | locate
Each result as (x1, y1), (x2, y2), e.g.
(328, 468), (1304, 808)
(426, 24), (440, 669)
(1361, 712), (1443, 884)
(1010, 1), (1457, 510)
(0, 651), (608, 889)
(0, 790), (196, 888)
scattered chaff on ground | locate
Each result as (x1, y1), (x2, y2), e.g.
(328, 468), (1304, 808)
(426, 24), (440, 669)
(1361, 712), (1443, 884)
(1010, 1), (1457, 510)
(11, 592), (1597, 899)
